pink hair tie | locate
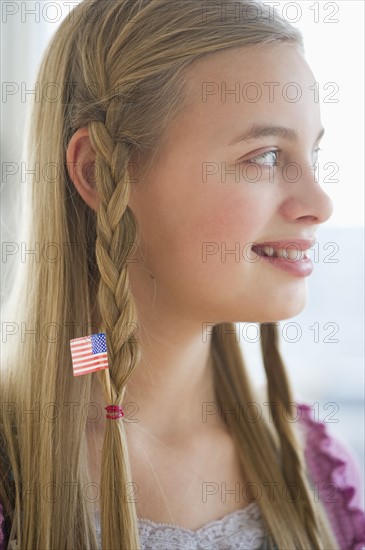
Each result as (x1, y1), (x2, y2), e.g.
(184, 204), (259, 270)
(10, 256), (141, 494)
(105, 405), (124, 419)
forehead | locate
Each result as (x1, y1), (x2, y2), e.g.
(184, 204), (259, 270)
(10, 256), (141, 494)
(173, 43), (320, 146)
(184, 43), (315, 103)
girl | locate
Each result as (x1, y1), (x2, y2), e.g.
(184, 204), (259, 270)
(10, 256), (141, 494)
(1, 0), (364, 548)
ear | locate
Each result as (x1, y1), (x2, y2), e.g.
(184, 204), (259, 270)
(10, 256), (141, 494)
(66, 127), (99, 211)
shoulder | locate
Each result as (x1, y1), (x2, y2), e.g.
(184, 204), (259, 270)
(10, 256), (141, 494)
(0, 502), (6, 550)
(295, 400), (365, 550)
(294, 401), (364, 504)
(254, 384), (365, 550)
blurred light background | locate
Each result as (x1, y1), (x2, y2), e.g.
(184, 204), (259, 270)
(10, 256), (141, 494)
(1, 0), (364, 503)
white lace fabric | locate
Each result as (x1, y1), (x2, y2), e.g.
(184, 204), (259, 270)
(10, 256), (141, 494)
(94, 502), (267, 549)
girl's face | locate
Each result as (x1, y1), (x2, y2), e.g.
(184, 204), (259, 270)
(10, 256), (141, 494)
(128, 43), (334, 323)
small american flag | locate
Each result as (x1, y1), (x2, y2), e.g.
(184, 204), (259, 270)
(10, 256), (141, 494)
(70, 333), (109, 376)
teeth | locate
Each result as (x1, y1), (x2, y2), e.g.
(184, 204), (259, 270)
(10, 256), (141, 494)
(259, 246), (308, 260)
(263, 246), (275, 257)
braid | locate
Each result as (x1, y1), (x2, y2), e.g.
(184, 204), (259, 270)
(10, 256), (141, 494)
(260, 322), (323, 549)
(88, 118), (141, 549)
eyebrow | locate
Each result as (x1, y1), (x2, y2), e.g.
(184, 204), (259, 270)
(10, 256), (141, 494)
(229, 125), (325, 145)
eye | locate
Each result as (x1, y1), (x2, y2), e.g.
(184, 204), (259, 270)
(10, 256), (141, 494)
(244, 149), (280, 167)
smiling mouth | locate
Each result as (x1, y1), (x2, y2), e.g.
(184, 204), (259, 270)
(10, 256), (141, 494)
(251, 245), (309, 260)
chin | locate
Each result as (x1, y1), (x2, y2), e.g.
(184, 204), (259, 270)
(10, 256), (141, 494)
(254, 283), (308, 322)
(260, 301), (307, 323)
(222, 300), (307, 324)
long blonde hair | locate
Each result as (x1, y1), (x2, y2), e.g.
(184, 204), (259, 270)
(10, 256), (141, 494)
(0, 0), (339, 548)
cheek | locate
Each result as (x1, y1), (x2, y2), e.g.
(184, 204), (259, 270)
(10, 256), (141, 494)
(153, 197), (263, 309)
(131, 155), (272, 291)
(183, 190), (268, 263)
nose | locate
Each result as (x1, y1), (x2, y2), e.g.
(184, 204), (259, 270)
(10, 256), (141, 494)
(278, 162), (334, 225)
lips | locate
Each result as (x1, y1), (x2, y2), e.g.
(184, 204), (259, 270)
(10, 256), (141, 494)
(250, 238), (316, 277)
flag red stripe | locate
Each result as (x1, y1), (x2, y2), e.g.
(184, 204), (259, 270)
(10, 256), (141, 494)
(73, 359), (108, 368)
(71, 350), (94, 358)
(70, 343), (91, 350)
(73, 353), (108, 364)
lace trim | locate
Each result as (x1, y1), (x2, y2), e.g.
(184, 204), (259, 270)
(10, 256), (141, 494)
(95, 502), (266, 549)
(297, 403), (365, 550)
(137, 502), (258, 532)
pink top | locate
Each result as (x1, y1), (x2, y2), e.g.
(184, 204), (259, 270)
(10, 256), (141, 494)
(1, 402), (364, 549)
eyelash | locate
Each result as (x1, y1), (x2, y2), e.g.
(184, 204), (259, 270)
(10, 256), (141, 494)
(246, 149), (280, 167)
(243, 147), (322, 167)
